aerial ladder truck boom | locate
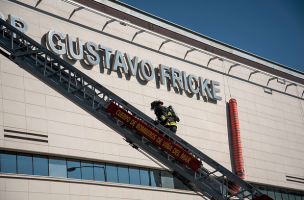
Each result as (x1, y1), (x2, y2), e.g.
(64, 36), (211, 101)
(0, 19), (272, 200)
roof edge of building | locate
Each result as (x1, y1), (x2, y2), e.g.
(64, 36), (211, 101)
(90, 0), (304, 83)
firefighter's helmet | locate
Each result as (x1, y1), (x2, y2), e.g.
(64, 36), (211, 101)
(150, 100), (163, 110)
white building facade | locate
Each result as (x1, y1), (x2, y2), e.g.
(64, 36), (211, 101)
(0, 0), (303, 199)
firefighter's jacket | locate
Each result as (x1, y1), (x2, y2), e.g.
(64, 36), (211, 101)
(154, 105), (177, 127)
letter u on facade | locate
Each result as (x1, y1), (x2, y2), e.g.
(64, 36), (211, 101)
(67, 34), (83, 60)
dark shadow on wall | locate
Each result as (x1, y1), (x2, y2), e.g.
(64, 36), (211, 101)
(13, 0), (302, 101)
(79, 59), (93, 70)
(40, 33), (46, 48)
(135, 67), (148, 86)
(226, 102), (236, 174)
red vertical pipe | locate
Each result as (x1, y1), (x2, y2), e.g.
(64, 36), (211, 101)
(228, 98), (245, 193)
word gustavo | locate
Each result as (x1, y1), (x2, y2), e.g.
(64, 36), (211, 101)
(46, 30), (222, 100)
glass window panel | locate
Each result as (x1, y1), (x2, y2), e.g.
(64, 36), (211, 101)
(288, 190), (296, 200)
(281, 190), (289, 200)
(150, 169), (162, 187)
(0, 151), (17, 173)
(294, 192), (302, 200)
(81, 161), (94, 180)
(94, 163), (106, 182)
(140, 168), (150, 186)
(17, 153), (33, 175)
(67, 159), (81, 179)
(259, 185), (268, 195)
(267, 187), (276, 199)
(49, 157), (67, 178)
(106, 164), (118, 183)
(129, 167), (140, 185)
(275, 188), (283, 200)
(118, 165), (129, 184)
(161, 171), (174, 189)
(33, 155), (48, 176)
(173, 176), (184, 190)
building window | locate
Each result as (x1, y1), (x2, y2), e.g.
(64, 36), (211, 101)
(81, 161), (94, 181)
(0, 151), (17, 174)
(129, 167), (140, 185)
(287, 190), (296, 200)
(140, 168), (150, 186)
(17, 153), (33, 175)
(150, 169), (162, 187)
(33, 155), (48, 176)
(106, 164), (118, 183)
(161, 171), (174, 189)
(266, 187), (276, 199)
(49, 157), (67, 178)
(294, 191), (303, 200)
(173, 176), (185, 190)
(253, 184), (304, 200)
(67, 159), (81, 179)
(94, 162), (105, 182)
(274, 188), (283, 200)
(5, 150), (304, 197)
(118, 165), (129, 184)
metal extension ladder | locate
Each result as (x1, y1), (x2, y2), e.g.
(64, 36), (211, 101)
(0, 19), (265, 200)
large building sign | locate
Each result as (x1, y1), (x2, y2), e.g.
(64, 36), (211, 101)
(46, 30), (222, 100)
(0, 13), (222, 101)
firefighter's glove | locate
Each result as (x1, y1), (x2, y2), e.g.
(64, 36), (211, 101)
(154, 120), (160, 125)
(175, 117), (180, 122)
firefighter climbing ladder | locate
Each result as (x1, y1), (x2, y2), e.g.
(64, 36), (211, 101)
(0, 19), (265, 200)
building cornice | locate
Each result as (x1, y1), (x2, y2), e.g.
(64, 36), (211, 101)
(70, 0), (304, 85)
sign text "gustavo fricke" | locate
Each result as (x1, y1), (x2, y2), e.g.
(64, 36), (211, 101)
(46, 30), (222, 100)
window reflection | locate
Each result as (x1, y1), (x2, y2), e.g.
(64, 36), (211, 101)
(173, 176), (184, 190)
(140, 168), (150, 186)
(106, 164), (118, 183)
(17, 153), (33, 175)
(281, 190), (289, 200)
(150, 169), (162, 187)
(33, 155), (48, 176)
(94, 163), (105, 182)
(274, 189), (283, 200)
(294, 192), (302, 200)
(49, 157), (67, 178)
(288, 190), (296, 200)
(0, 151), (17, 174)
(267, 187), (276, 199)
(259, 185), (268, 195)
(118, 165), (129, 184)
(81, 161), (94, 181)
(129, 167), (140, 185)
(67, 159), (81, 179)
(161, 171), (174, 189)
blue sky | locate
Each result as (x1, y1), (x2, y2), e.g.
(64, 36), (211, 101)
(119, 0), (304, 73)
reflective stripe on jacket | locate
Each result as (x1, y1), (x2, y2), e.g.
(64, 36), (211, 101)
(155, 106), (177, 127)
